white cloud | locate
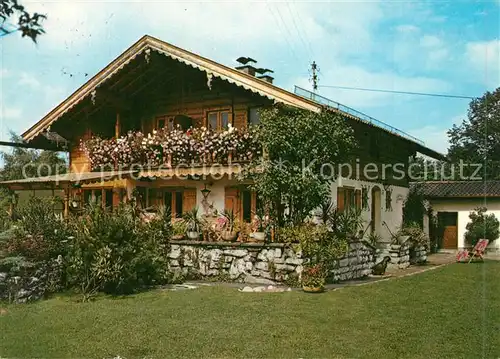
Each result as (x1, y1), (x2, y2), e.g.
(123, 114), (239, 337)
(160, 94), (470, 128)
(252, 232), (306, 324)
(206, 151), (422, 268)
(395, 24), (419, 33)
(291, 64), (451, 108)
(24, 0), (383, 62)
(465, 39), (500, 87)
(420, 35), (442, 48)
(19, 72), (41, 89)
(0, 100), (23, 141)
(409, 113), (465, 154)
(427, 48), (449, 63)
(1, 106), (22, 120)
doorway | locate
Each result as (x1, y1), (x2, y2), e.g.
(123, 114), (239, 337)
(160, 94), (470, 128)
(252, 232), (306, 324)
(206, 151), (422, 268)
(371, 186), (381, 234)
(437, 212), (458, 249)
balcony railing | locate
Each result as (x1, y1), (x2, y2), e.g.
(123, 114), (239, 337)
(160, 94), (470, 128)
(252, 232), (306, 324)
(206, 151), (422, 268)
(80, 126), (261, 171)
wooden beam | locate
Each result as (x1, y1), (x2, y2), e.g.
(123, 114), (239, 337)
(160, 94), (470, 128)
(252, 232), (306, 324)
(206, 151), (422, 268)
(115, 112), (121, 139)
(0, 141), (66, 151)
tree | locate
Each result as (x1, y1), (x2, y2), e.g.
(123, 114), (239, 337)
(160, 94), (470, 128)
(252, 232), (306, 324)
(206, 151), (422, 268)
(408, 156), (453, 181)
(248, 106), (356, 226)
(448, 87), (500, 179)
(0, 0), (46, 43)
(0, 133), (67, 229)
(0, 133), (67, 181)
(464, 207), (499, 247)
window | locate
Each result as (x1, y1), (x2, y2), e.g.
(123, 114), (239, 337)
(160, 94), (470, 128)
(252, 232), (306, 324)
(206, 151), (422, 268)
(344, 188), (356, 211)
(104, 189), (113, 209)
(175, 191), (183, 218)
(384, 185), (393, 212)
(241, 190), (252, 222)
(136, 187), (147, 208)
(156, 116), (174, 131)
(248, 107), (261, 126)
(164, 191), (173, 213)
(225, 187), (259, 223)
(83, 190), (92, 206)
(337, 187), (361, 212)
(206, 110), (230, 131)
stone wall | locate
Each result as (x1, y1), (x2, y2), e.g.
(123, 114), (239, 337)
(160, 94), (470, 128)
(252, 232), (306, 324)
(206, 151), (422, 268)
(0, 256), (62, 303)
(410, 244), (428, 265)
(377, 243), (427, 270)
(330, 241), (375, 282)
(168, 240), (376, 284)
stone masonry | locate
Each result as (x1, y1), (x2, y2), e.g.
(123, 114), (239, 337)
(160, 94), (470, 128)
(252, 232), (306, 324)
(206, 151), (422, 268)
(168, 240), (376, 284)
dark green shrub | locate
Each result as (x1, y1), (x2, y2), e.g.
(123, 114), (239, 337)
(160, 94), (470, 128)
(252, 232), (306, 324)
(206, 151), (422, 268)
(464, 207), (499, 247)
(66, 203), (171, 299)
(5, 197), (69, 261)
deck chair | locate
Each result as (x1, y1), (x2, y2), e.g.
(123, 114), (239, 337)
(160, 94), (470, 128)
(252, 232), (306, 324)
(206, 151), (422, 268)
(456, 249), (469, 262)
(468, 239), (489, 263)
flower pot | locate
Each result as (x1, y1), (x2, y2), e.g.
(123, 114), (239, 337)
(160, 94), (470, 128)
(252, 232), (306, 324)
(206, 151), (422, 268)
(252, 232), (266, 242)
(221, 230), (238, 241)
(186, 231), (200, 240)
(302, 285), (325, 293)
(172, 234), (184, 240)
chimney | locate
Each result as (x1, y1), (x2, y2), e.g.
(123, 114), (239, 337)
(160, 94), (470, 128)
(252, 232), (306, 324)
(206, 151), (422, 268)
(235, 65), (257, 76)
(257, 75), (274, 84)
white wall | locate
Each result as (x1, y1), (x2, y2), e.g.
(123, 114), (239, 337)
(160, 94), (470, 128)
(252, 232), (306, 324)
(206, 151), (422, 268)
(330, 177), (409, 242)
(429, 198), (500, 250)
(135, 175), (409, 242)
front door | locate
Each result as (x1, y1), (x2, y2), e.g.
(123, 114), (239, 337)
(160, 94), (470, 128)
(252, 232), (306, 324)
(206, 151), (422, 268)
(438, 212), (458, 249)
(371, 187), (381, 235)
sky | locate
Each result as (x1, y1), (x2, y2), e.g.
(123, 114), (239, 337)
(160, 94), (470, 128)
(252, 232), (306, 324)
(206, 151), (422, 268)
(0, 0), (499, 155)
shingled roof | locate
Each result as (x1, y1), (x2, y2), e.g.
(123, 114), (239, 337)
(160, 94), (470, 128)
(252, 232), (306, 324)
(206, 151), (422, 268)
(414, 181), (500, 198)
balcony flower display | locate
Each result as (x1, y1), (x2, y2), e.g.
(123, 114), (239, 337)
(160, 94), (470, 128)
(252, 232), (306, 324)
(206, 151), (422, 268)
(81, 124), (261, 171)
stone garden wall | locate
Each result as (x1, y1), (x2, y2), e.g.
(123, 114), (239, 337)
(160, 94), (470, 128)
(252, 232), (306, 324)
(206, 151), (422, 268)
(0, 256), (63, 303)
(377, 243), (427, 270)
(168, 241), (376, 284)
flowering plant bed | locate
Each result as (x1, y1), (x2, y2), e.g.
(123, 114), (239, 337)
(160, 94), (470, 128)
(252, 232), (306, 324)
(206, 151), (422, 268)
(81, 124), (261, 170)
(301, 264), (325, 292)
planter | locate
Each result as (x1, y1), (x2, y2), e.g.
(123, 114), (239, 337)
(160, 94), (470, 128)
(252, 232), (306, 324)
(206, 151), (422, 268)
(186, 231), (200, 240)
(221, 230), (238, 242)
(252, 232), (266, 242)
(172, 234), (185, 240)
(302, 285), (325, 293)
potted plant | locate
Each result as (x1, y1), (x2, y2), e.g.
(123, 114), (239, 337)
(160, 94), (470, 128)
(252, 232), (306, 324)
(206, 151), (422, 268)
(172, 219), (187, 240)
(221, 209), (239, 241)
(301, 264), (325, 293)
(250, 214), (268, 242)
(183, 207), (202, 240)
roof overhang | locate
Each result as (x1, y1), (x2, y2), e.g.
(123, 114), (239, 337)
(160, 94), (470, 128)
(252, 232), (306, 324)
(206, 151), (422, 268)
(22, 35), (320, 142)
(20, 34), (443, 160)
(0, 170), (136, 190)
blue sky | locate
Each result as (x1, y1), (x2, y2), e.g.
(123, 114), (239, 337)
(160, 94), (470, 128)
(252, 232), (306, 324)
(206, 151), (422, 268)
(0, 0), (499, 155)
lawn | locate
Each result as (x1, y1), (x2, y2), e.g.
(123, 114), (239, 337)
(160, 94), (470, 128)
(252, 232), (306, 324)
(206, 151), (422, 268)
(1, 261), (499, 359)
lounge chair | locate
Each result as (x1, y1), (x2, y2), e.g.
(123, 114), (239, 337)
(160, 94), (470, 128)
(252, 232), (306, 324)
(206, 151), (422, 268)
(456, 239), (489, 263)
(468, 239), (489, 263)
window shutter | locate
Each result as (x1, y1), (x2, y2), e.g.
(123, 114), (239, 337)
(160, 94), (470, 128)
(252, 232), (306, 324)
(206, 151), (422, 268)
(225, 187), (240, 216)
(182, 188), (197, 213)
(337, 188), (345, 213)
(355, 189), (361, 210)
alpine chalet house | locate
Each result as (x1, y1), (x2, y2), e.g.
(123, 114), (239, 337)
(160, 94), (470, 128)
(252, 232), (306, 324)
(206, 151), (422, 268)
(1, 35), (442, 242)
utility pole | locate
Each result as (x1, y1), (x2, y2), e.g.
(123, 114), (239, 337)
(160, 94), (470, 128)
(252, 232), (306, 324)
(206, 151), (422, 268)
(309, 61), (319, 92)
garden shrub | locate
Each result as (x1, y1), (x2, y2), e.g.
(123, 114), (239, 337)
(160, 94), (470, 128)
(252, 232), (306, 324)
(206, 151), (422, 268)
(398, 221), (430, 250)
(66, 203), (172, 299)
(464, 207), (499, 247)
(5, 197), (69, 261)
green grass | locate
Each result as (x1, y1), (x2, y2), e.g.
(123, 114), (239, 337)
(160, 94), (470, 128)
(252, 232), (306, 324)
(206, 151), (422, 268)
(1, 262), (499, 359)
